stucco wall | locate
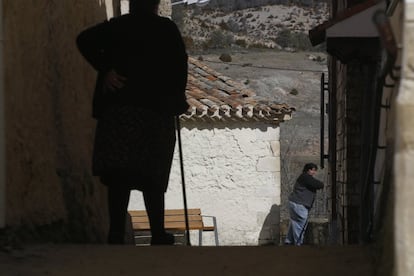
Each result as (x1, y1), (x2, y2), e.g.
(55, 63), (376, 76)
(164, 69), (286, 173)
(128, 120), (282, 245)
(3, 0), (113, 241)
(395, 2), (414, 275)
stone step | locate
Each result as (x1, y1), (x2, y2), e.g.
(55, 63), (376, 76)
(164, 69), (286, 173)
(0, 245), (374, 276)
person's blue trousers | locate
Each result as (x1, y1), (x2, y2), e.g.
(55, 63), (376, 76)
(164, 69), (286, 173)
(284, 200), (309, 245)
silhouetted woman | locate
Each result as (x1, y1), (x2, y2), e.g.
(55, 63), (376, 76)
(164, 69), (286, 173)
(76, 0), (188, 245)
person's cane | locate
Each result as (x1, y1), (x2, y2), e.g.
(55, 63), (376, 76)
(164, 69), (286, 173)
(175, 116), (191, 246)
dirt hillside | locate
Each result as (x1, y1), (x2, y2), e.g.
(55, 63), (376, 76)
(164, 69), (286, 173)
(198, 49), (328, 220)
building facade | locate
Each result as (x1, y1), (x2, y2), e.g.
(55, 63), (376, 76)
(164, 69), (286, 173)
(128, 57), (294, 245)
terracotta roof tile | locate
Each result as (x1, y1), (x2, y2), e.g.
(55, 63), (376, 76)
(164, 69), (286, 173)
(182, 57), (295, 123)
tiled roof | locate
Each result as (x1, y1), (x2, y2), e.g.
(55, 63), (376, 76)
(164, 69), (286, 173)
(182, 57), (295, 123)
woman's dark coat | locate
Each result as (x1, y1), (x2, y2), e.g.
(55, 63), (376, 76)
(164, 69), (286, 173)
(288, 173), (324, 209)
(77, 11), (189, 118)
(76, 11), (189, 191)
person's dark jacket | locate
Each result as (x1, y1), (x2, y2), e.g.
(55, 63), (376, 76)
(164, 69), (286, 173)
(288, 173), (324, 209)
(76, 11), (189, 118)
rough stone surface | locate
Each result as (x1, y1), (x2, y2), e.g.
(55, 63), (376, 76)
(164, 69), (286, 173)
(3, 0), (110, 241)
(395, 4), (414, 274)
(129, 120), (282, 245)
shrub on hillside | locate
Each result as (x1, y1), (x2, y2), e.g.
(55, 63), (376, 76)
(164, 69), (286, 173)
(275, 28), (313, 51)
(235, 39), (248, 48)
(203, 30), (235, 49)
(226, 18), (242, 33)
(182, 36), (195, 51)
(219, 20), (229, 31)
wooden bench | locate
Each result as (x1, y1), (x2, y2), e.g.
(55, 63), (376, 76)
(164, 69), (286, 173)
(128, 208), (219, 246)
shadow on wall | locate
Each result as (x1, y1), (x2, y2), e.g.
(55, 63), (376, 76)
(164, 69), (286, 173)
(279, 219), (330, 245)
(3, 0), (114, 244)
(258, 204), (280, 245)
(258, 204), (329, 246)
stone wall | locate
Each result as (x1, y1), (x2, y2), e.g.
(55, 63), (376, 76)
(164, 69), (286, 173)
(3, 0), (112, 242)
(394, 2), (414, 275)
(128, 120), (282, 245)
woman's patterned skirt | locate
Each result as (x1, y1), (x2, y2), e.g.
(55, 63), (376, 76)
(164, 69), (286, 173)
(92, 104), (176, 192)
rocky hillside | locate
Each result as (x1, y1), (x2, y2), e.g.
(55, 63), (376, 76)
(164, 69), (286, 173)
(172, 3), (330, 220)
(173, 3), (329, 51)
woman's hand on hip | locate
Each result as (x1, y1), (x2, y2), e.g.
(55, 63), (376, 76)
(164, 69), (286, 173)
(104, 69), (127, 91)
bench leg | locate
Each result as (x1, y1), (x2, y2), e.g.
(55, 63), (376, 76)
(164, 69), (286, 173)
(199, 230), (203, 246)
(212, 216), (219, 246)
(201, 215), (220, 246)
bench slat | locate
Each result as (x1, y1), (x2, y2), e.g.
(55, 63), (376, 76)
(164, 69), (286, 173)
(131, 215), (202, 223)
(132, 221), (204, 231)
(129, 208), (218, 245)
(129, 209), (206, 231)
(129, 208), (201, 217)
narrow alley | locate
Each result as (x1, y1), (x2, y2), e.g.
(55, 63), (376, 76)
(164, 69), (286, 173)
(0, 244), (375, 275)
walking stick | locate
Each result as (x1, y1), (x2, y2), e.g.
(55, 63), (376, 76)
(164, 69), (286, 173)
(175, 116), (191, 246)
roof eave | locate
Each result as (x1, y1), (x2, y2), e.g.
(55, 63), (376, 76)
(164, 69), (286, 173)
(308, 0), (385, 46)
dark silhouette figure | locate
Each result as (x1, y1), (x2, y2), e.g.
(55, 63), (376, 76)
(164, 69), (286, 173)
(76, 0), (189, 245)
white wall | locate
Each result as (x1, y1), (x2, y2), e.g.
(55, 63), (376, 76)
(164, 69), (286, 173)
(120, 0), (172, 17)
(395, 2), (414, 274)
(128, 120), (282, 245)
